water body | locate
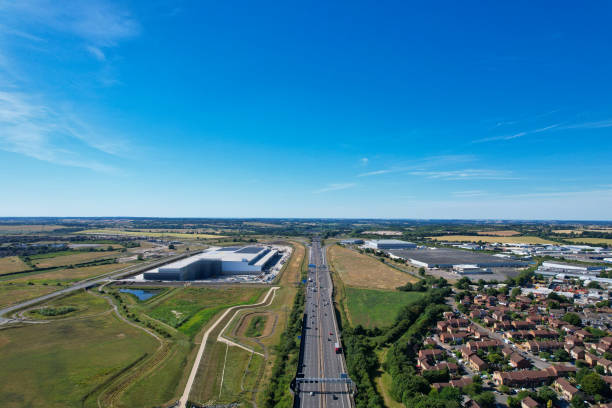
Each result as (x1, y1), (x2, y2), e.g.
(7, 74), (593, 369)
(119, 288), (159, 301)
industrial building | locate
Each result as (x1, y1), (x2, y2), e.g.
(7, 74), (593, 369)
(541, 261), (604, 274)
(364, 239), (416, 250)
(143, 245), (280, 281)
(340, 239), (364, 245)
(388, 248), (527, 269)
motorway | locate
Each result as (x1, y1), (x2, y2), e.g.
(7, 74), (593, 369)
(297, 238), (352, 408)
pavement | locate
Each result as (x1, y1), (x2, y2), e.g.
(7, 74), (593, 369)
(296, 238), (353, 408)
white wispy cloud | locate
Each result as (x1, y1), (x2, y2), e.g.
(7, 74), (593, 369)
(360, 157), (369, 165)
(0, 0), (140, 47)
(0, 1), (138, 171)
(473, 124), (561, 143)
(86, 45), (106, 61)
(452, 190), (489, 198)
(314, 183), (356, 194)
(0, 91), (121, 172)
(358, 169), (395, 177)
(357, 155), (476, 177)
(409, 169), (517, 180)
(560, 119), (612, 130)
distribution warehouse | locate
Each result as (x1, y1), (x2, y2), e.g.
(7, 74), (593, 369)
(388, 247), (527, 269)
(143, 245), (280, 281)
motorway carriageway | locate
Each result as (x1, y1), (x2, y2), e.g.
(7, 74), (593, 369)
(297, 238), (353, 408)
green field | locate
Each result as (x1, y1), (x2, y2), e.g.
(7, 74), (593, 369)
(78, 228), (225, 239)
(345, 287), (425, 329)
(0, 292), (158, 408)
(245, 315), (267, 337)
(146, 287), (265, 337)
(25, 290), (110, 320)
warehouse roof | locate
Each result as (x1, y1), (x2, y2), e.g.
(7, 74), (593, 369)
(389, 248), (527, 267)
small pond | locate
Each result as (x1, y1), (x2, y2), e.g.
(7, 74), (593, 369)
(119, 288), (159, 301)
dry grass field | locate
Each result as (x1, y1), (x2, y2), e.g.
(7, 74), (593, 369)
(78, 229), (225, 239)
(0, 224), (66, 233)
(476, 230), (520, 236)
(0, 256), (32, 275)
(552, 229), (582, 234)
(568, 237), (612, 245)
(428, 235), (557, 244)
(32, 251), (121, 268)
(0, 284), (59, 309)
(10, 263), (133, 284)
(327, 244), (418, 289)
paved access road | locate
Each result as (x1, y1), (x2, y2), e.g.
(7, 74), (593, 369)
(0, 253), (193, 324)
(297, 238), (352, 408)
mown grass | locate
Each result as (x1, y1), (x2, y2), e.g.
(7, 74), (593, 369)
(345, 287), (425, 329)
(0, 292), (158, 408)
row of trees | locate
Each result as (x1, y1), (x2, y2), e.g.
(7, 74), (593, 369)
(262, 285), (306, 408)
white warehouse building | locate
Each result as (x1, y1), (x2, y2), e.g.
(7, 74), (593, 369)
(364, 239), (417, 250)
(143, 246), (279, 281)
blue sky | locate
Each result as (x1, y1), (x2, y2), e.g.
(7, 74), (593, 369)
(1, 1), (611, 219)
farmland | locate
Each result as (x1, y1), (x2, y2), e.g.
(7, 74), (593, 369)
(476, 230), (520, 236)
(30, 250), (122, 268)
(0, 291), (158, 408)
(327, 244), (417, 289)
(567, 237), (612, 245)
(78, 228), (225, 239)
(428, 235), (558, 244)
(344, 287), (425, 329)
(0, 224), (66, 233)
(0, 262), (137, 309)
(0, 256), (32, 275)
(8, 262), (134, 285)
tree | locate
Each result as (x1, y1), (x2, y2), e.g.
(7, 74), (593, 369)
(553, 349), (570, 362)
(570, 395), (588, 408)
(537, 386), (557, 405)
(168, 244), (176, 249)
(579, 372), (607, 396)
(455, 277), (471, 290)
(474, 392), (495, 408)
(510, 287), (521, 298)
(418, 267), (426, 276)
(562, 312), (582, 326)
(587, 281), (602, 289)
